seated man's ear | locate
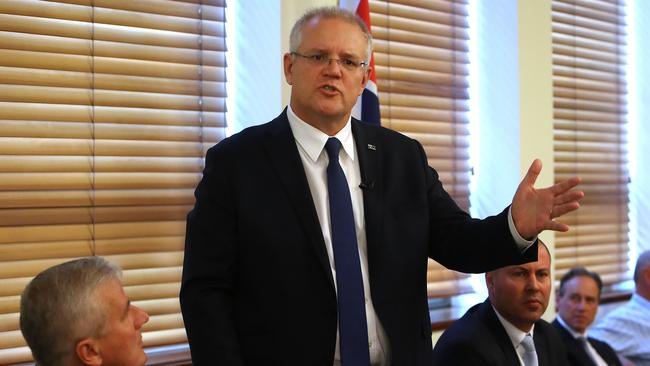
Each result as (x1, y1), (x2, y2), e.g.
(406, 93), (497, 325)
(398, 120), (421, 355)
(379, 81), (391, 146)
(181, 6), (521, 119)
(76, 338), (102, 366)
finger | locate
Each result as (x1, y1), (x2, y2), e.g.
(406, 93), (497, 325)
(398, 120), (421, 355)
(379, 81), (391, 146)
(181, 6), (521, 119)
(522, 159), (542, 187)
(546, 220), (570, 232)
(551, 201), (580, 219)
(548, 176), (582, 195)
(553, 190), (585, 206)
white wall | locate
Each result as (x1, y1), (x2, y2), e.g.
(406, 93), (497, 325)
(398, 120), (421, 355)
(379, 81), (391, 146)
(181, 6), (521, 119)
(631, 0), (650, 254)
(228, 0), (282, 134)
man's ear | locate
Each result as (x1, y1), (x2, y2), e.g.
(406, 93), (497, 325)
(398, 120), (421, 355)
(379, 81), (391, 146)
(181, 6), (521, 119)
(485, 272), (494, 291)
(362, 66), (371, 86)
(76, 338), (102, 366)
(356, 66), (370, 97)
(283, 52), (294, 85)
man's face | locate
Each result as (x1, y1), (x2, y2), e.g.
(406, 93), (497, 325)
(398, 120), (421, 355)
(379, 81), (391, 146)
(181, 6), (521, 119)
(93, 278), (149, 366)
(486, 245), (551, 332)
(283, 16), (370, 134)
(557, 276), (599, 333)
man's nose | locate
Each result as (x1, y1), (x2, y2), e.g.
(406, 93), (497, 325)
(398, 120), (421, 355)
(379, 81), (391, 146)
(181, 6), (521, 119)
(527, 275), (541, 291)
(323, 58), (343, 75)
(134, 305), (150, 328)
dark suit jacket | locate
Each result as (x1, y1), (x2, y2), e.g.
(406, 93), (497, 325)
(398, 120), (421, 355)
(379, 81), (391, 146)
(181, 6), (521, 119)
(432, 299), (568, 365)
(180, 111), (537, 366)
(552, 319), (622, 366)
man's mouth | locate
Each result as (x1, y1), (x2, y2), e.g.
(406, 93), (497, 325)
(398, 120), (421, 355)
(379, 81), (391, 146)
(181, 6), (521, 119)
(524, 298), (543, 306)
(321, 85), (339, 93)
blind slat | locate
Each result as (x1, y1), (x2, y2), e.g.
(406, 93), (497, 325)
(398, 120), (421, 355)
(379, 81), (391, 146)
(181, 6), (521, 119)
(0, 1), (226, 361)
(552, 0), (628, 287)
(371, 0), (472, 298)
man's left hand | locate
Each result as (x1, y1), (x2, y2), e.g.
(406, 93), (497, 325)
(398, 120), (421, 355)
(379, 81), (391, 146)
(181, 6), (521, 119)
(511, 159), (584, 240)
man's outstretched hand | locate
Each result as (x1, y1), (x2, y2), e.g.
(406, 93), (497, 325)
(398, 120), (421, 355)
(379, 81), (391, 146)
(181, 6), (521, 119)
(511, 159), (584, 240)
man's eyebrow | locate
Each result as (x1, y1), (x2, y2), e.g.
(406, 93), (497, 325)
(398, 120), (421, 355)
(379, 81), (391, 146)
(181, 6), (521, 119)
(121, 300), (131, 320)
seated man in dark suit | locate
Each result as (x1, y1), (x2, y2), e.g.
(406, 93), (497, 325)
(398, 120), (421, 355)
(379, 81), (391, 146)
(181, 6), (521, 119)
(553, 267), (622, 366)
(432, 241), (568, 365)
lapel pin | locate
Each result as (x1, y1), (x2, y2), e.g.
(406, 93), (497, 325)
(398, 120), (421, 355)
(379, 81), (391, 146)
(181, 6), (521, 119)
(367, 144), (376, 151)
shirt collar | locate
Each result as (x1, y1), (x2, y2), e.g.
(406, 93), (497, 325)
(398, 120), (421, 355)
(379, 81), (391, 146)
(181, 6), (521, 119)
(556, 314), (586, 338)
(287, 106), (355, 163)
(632, 293), (650, 309)
(492, 304), (536, 346)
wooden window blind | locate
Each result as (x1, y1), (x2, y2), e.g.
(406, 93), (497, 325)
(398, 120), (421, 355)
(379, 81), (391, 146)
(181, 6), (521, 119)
(0, 0), (226, 363)
(551, 0), (629, 286)
(369, 0), (472, 298)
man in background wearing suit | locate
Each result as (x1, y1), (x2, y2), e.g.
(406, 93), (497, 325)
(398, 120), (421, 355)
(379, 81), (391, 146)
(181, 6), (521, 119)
(180, 6), (583, 366)
(432, 242), (568, 365)
(553, 267), (622, 366)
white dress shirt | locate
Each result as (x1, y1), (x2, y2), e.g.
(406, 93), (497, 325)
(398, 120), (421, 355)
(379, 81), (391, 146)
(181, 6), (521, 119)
(287, 106), (534, 366)
(287, 107), (390, 366)
(493, 305), (536, 366)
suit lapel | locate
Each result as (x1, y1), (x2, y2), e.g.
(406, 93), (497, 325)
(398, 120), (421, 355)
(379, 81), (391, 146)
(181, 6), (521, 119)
(589, 338), (619, 366)
(262, 111), (334, 289)
(351, 120), (383, 264)
(533, 326), (551, 366)
(479, 300), (522, 365)
(553, 320), (597, 366)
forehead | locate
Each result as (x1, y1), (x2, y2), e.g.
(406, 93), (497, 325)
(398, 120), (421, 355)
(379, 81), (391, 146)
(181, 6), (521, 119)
(96, 277), (127, 310)
(504, 246), (551, 273)
(299, 16), (367, 54)
(564, 275), (599, 295)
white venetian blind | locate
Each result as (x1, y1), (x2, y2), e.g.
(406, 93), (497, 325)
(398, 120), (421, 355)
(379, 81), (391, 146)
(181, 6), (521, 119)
(0, 0), (226, 363)
(551, 0), (629, 286)
(369, 0), (473, 298)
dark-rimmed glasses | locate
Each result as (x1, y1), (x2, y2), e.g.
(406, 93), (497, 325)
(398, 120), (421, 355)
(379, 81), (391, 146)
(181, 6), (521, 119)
(291, 52), (367, 71)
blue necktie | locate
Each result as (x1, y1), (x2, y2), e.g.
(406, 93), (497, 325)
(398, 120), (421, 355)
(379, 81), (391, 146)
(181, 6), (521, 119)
(325, 138), (371, 366)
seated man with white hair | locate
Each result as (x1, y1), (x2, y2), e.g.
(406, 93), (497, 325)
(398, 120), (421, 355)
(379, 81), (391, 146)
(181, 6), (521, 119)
(20, 256), (150, 366)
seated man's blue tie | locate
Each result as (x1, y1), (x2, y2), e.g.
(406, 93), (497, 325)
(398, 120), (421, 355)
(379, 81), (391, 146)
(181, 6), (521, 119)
(325, 138), (371, 366)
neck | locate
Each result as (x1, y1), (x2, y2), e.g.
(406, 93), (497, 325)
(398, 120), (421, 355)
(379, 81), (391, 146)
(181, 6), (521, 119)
(288, 105), (350, 136)
(636, 286), (650, 301)
(514, 322), (534, 333)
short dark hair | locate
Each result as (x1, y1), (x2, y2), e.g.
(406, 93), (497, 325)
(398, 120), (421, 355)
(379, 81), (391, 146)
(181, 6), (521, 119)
(558, 267), (603, 298)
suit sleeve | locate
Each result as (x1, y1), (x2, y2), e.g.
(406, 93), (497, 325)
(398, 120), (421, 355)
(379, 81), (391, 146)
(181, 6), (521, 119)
(180, 145), (243, 366)
(415, 140), (537, 272)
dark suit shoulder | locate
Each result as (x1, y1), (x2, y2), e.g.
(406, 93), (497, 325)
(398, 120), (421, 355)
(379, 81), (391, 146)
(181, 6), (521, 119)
(209, 112), (287, 153)
(552, 318), (621, 366)
(432, 301), (518, 366)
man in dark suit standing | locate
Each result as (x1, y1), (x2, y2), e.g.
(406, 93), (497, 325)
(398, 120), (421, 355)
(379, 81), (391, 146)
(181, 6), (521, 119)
(432, 242), (568, 365)
(180, 6), (583, 366)
(553, 267), (622, 366)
